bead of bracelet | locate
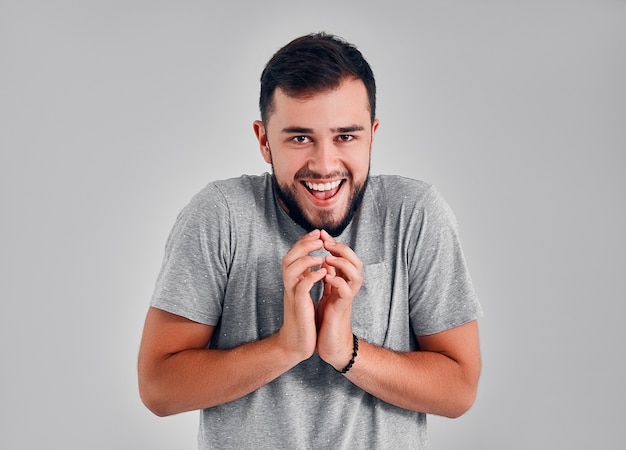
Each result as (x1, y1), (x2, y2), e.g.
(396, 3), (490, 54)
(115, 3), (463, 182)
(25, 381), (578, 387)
(339, 334), (359, 374)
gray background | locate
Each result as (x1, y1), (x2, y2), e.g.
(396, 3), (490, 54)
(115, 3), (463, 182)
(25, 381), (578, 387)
(2, 1), (625, 449)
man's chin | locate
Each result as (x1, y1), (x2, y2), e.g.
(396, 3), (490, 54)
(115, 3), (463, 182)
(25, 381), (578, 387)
(291, 207), (351, 237)
(307, 211), (352, 237)
(272, 174), (366, 237)
(308, 221), (341, 236)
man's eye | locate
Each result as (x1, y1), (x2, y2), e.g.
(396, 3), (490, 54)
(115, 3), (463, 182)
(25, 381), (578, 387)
(291, 136), (310, 144)
(337, 135), (354, 142)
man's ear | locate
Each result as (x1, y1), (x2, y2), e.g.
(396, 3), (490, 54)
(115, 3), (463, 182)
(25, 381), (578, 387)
(253, 120), (272, 164)
(370, 118), (380, 143)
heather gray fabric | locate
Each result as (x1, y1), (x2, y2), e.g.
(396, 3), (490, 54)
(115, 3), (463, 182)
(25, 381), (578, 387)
(151, 172), (482, 449)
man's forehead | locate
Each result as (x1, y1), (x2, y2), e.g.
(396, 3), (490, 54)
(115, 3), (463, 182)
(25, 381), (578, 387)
(267, 80), (371, 127)
(273, 77), (366, 101)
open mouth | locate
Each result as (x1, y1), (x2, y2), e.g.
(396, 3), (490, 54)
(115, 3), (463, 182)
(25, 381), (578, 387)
(303, 179), (343, 201)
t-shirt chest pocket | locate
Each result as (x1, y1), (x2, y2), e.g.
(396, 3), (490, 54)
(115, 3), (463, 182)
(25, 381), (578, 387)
(350, 262), (392, 345)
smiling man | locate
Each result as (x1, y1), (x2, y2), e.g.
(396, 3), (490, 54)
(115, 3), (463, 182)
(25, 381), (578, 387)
(254, 76), (376, 236)
(138, 32), (483, 449)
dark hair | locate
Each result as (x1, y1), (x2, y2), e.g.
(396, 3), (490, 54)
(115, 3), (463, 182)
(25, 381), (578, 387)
(259, 32), (376, 124)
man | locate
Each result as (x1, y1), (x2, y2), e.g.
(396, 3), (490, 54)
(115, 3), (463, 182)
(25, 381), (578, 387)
(138, 32), (482, 449)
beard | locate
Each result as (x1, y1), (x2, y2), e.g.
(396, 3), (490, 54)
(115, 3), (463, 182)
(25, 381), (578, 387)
(271, 169), (369, 237)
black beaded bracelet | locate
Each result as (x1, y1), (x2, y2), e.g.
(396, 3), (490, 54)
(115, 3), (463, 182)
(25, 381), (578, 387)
(339, 334), (359, 374)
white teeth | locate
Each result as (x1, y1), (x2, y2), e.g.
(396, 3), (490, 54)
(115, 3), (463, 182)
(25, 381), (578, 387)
(305, 180), (341, 191)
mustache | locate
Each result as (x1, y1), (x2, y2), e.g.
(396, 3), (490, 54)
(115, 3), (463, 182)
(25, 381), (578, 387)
(294, 168), (351, 180)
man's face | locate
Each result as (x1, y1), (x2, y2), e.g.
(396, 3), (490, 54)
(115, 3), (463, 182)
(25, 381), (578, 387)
(254, 78), (379, 236)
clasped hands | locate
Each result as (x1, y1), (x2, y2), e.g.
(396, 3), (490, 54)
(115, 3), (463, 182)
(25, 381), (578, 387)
(279, 229), (363, 371)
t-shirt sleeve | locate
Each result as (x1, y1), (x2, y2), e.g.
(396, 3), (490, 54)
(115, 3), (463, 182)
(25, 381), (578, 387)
(150, 185), (230, 325)
(408, 185), (482, 336)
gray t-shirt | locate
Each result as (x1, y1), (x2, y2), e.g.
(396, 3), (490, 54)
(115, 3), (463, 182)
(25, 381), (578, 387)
(151, 173), (482, 449)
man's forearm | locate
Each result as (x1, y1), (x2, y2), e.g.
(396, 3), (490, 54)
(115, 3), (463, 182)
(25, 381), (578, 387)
(343, 322), (481, 418)
(139, 333), (301, 417)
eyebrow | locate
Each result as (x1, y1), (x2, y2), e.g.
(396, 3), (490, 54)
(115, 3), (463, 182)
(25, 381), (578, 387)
(281, 125), (365, 134)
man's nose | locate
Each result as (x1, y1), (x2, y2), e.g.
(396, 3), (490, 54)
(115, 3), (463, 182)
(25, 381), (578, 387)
(309, 140), (337, 175)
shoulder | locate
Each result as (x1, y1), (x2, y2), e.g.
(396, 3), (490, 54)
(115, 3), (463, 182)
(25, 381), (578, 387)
(186, 173), (270, 209)
(171, 173), (271, 229)
(368, 174), (432, 195)
(366, 175), (459, 233)
(213, 173), (270, 194)
(367, 175), (444, 209)
(195, 173), (269, 200)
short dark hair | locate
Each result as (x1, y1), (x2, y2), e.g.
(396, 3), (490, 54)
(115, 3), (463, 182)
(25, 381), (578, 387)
(259, 32), (376, 124)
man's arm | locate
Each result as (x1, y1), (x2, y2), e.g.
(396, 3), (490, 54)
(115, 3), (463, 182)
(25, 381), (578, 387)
(315, 230), (481, 417)
(342, 320), (481, 418)
(138, 230), (329, 417)
(137, 307), (302, 416)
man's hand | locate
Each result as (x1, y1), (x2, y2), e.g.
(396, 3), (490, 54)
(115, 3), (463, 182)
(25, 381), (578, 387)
(316, 229), (364, 371)
(277, 229), (328, 362)
(278, 229), (364, 370)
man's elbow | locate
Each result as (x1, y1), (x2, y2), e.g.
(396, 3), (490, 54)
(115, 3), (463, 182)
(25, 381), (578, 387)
(443, 386), (478, 418)
(138, 382), (167, 417)
(138, 369), (179, 417)
(445, 355), (481, 418)
(441, 374), (480, 418)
